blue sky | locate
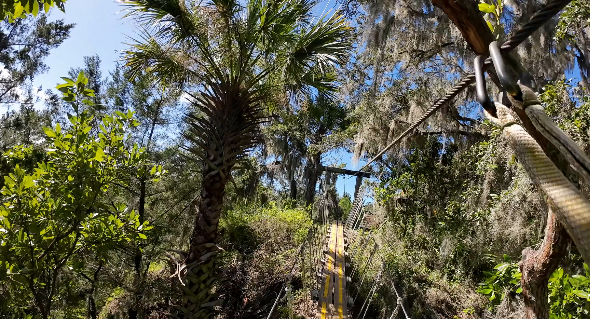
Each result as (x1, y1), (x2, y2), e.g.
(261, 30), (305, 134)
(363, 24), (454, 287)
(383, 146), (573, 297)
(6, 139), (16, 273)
(33, 0), (368, 198)
(34, 1), (134, 92)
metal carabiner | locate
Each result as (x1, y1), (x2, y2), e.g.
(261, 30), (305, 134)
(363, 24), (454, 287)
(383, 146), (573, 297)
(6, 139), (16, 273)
(474, 55), (497, 118)
(489, 41), (522, 100)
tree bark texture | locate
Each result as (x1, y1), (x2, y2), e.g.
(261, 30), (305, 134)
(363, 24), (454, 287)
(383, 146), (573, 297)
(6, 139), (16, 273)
(431, 0), (495, 54)
(305, 153), (322, 207)
(520, 207), (570, 319)
(188, 161), (233, 263)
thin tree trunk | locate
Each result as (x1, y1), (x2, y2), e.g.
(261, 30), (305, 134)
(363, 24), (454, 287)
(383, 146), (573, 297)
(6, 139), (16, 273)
(130, 104), (160, 318)
(129, 178), (147, 319)
(305, 153), (321, 207)
(87, 262), (102, 319)
(290, 178), (297, 200)
(520, 206), (570, 319)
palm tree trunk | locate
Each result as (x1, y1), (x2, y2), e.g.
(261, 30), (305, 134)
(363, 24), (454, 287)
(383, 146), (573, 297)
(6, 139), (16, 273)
(188, 162), (232, 262)
(177, 161), (233, 318)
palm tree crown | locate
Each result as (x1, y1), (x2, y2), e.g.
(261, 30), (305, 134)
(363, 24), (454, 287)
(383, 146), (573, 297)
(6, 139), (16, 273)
(123, 0), (350, 266)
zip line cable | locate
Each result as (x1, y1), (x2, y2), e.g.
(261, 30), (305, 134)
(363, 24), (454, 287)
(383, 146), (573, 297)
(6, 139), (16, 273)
(335, 1), (573, 316)
(356, 0), (574, 174)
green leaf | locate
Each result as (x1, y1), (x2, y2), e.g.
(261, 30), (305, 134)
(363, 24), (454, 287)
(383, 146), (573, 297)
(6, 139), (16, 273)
(138, 233), (147, 239)
(486, 20), (495, 33)
(62, 94), (75, 102)
(150, 165), (157, 175)
(479, 288), (492, 294)
(571, 275), (588, 283)
(516, 287), (522, 293)
(83, 89), (96, 97)
(32, 1), (40, 16)
(94, 148), (105, 162)
(60, 77), (75, 84)
(478, 3), (496, 13)
(77, 71), (88, 86)
(22, 176), (34, 189)
(55, 123), (61, 134)
(43, 127), (56, 138)
(56, 82), (74, 90)
(13, 4), (24, 18)
(573, 290), (590, 300)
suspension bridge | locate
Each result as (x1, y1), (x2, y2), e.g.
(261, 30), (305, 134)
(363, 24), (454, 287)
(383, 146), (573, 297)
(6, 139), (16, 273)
(263, 0), (578, 317)
(266, 167), (409, 319)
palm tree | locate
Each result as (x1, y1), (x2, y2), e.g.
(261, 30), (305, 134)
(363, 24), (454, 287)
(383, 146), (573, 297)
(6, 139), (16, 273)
(124, 0), (350, 315)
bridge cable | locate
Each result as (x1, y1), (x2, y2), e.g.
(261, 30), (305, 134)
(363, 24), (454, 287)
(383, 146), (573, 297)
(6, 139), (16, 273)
(355, 0), (574, 174)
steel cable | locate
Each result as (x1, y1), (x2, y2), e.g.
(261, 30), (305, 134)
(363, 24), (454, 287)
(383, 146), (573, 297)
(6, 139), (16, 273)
(358, 0), (574, 173)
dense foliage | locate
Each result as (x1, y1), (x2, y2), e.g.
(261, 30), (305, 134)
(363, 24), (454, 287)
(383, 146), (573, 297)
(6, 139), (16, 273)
(1, 0), (590, 318)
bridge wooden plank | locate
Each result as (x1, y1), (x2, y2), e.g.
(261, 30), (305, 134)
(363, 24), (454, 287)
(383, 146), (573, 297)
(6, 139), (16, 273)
(318, 223), (337, 319)
(316, 222), (351, 319)
(333, 221), (347, 319)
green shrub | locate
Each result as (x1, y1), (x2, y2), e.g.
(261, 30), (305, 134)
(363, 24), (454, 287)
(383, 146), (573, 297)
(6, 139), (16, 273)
(477, 255), (521, 308)
(478, 259), (590, 317)
(548, 264), (590, 318)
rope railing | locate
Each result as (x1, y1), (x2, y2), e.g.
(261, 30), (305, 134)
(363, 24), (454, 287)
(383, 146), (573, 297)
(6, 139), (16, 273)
(265, 228), (312, 319)
(266, 172), (333, 319)
(358, 0), (574, 173)
(359, 265), (383, 319)
(388, 278), (410, 319)
(350, 243), (411, 319)
(346, 187), (365, 229)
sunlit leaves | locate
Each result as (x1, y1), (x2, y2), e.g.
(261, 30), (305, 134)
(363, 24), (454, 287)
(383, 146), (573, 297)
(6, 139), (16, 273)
(556, 0), (590, 40)
(2, 0), (67, 22)
(548, 264), (590, 317)
(478, 3), (495, 13)
(478, 0), (503, 36)
(478, 258), (590, 314)
(0, 71), (158, 315)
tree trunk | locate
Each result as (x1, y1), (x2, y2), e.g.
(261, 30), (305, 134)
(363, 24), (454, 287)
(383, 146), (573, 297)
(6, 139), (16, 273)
(88, 296), (97, 319)
(290, 178), (297, 200)
(129, 179), (146, 319)
(188, 162), (233, 262)
(305, 153), (321, 207)
(431, 0), (494, 55)
(520, 206), (570, 319)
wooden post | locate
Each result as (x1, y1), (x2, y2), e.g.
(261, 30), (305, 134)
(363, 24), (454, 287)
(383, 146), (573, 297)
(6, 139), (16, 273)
(354, 175), (363, 199)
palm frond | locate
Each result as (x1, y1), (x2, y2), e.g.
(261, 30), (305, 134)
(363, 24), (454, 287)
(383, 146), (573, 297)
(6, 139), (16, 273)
(248, 0), (315, 53)
(284, 11), (351, 88)
(124, 0), (198, 40)
(183, 79), (267, 167)
(124, 31), (193, 84)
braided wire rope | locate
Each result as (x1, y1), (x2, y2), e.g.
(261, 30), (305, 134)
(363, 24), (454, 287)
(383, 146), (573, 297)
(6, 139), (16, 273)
(338, 1), (574, 317)
(267, 172), (336, 318)
(387, 278), (410, 319)
(346, 187), (366, 228)
(359, 265), (384, 319)
(357, 0), (574, 173)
